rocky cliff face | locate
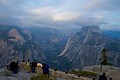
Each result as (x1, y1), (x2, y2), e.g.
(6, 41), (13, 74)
(8, 28), (25, 44)
(60, 26), (120, 69)
(0, 25), (46, 67)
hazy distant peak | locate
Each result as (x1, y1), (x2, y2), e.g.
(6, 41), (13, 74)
(81, 26), (101, 33)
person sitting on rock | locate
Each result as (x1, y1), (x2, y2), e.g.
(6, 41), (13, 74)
(99, 72), (107, 80)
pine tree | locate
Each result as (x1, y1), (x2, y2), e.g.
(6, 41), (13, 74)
(100, 48), (112, 71)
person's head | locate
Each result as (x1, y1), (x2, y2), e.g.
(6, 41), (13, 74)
(15, 60), (18, 63)
(28, 59), (30, 62)
(12, 59), (15, 62)
(103, 72), (106, 76)
(93, 78), (95, 80)
(42, 63), (46, 66)
(22, 60), (24, 62)
(6, 65), (9, 68)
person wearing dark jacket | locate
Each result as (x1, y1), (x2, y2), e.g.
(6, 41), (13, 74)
(10, 61), (15, 73)
(10, 60), (18, 74)
(31, 62), (37, 73)
(14, 60), (18, 74)
(99, 73), (107, 80)
(42, 63), (49, 76)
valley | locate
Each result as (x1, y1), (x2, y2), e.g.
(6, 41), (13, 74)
(0, 25), (120, 71)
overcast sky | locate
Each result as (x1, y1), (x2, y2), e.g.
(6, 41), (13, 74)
(0, 0), (120, 30)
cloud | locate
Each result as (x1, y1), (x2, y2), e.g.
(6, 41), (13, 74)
(25, 6), (106, 28)
(0, 0), (119, 30)
(94, 14), (103, 19)
(30, 7), (79, 21)
(101, 25), (120, 30)
(41, 0), (53, 2)
(53, 12), (79, 21)
(85, 0), (120, 11)
(30, 7), (56, 20)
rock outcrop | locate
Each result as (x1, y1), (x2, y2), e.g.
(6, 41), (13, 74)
(83, 65), (120, 80)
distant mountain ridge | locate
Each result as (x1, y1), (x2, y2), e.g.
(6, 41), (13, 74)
(0, 25), (45, 67)
(60, 26), (120, 69)
(102, 30), (120, 40)
(1, 25), (120, 71)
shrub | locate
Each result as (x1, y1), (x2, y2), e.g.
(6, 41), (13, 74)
(31, 75), (55, 80)
(70, 70), (97, 77)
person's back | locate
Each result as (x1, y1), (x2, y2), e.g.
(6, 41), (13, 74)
(26, 60), (30, 66)
(14, 61), (18, 74)
(44, 64), (49, 75)
(99, 73), (107, 80)
(11, 61), (17, 73)
(26, 59), (31, 73)
(42, 63), (45, 70)
(31, 62), (36, 67)
(31, 62), (37, 73)
(10, 62), (14, 71)
(20, 60), (26, 69)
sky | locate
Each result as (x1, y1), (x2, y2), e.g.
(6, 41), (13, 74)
(0, 0), (120, 30)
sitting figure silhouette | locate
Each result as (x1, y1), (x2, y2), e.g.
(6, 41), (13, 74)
(99, 72), (107, 80)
